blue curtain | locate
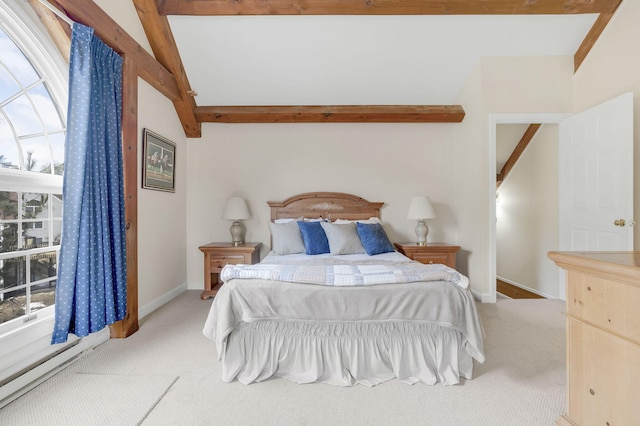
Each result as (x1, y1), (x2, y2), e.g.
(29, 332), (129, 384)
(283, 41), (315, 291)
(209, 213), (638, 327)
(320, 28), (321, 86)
(52, 23), (127, 344)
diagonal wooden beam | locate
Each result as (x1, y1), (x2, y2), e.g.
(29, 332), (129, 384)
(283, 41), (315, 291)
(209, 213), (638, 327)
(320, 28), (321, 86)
(133, 0), (201, 137)
(157, 0), (621, 16)
(28, 0), (71, 63)
(45, 0), (181, 104)
(195, 105), (465, 123)
(574, 12), (616, 71)
(43, 0), (199, 136)
(497, 123), (541, 188)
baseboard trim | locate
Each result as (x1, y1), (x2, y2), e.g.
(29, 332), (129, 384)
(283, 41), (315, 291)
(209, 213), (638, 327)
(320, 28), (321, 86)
(471, 290), (495, 303)
(496, 276), (552, 299)
(139, 283), (188, 320)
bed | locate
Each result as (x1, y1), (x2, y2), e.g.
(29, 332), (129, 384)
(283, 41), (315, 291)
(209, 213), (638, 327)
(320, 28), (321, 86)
(203, 192), (484, 386)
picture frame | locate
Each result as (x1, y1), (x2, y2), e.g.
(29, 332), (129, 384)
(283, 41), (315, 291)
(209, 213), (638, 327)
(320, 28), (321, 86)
(142, 129), (176, 192)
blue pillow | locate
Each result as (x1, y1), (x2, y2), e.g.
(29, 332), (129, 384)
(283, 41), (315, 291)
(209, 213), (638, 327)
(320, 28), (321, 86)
(297, 221), (330, 255)
(356, 222), (395, 255)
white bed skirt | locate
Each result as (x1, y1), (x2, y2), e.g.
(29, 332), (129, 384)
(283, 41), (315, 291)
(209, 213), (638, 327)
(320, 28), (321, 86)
(221, 320), (474, 386)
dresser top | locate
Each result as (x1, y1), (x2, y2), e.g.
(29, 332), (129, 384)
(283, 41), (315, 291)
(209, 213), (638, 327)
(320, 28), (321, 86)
(548, 251), (640, 286)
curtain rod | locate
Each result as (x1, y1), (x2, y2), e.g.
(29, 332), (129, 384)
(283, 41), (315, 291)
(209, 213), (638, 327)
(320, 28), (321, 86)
(38, 0), (75, 26)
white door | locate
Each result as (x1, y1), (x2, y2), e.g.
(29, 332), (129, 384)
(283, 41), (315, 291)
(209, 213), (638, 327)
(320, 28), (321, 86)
(558, 92), (634, 294)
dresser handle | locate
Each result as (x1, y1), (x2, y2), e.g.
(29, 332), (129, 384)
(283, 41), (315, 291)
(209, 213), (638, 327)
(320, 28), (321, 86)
(589, 388), (595, 395)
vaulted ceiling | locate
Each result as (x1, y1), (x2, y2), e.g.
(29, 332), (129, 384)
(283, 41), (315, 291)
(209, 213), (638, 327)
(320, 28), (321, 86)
(39, 0), (623, 137)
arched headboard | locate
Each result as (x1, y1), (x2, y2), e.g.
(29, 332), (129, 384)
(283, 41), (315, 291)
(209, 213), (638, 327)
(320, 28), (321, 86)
(268, 192), (383, 222)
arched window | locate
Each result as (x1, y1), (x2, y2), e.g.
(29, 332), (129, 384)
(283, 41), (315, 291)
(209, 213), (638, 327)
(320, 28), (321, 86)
(0, 3), (66, 336)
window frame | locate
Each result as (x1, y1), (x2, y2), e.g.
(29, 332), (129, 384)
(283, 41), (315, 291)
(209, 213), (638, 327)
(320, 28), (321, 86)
(0, 2), (66, 338)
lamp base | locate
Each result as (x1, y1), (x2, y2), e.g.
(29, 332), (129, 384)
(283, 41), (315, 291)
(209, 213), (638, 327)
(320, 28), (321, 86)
(415, 220), (429, 246)
(230, 220), (244, 246)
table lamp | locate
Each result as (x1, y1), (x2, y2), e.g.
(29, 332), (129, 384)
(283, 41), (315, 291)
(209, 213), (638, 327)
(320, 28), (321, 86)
(222, 197), (250, 246)
(407, 196), (437, 246)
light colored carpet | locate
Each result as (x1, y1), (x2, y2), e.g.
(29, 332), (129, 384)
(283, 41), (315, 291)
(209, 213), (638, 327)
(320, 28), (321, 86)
(0, 291), (566, 425)
(0, 371), (176, 426)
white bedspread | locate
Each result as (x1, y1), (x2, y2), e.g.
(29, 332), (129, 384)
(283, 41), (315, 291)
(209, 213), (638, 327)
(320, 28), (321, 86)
(203, 253), (485, 386)
(220, 261), (469, 288)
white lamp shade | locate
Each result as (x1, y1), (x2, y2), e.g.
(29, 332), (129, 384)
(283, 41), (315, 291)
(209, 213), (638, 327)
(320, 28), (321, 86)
(407, 196), (437, 220)
(222, 197), (250, 220)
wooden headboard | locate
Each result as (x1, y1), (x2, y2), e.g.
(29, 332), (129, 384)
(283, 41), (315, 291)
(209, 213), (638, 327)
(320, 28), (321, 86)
(268, 192), (383, 222)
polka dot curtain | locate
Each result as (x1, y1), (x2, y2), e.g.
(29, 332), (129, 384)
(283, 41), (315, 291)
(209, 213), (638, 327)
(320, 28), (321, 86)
(52, 24), (126, 344)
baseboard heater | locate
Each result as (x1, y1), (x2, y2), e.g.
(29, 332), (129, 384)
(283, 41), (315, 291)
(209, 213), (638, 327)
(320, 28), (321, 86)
(0, 339), (79, 388)
(0, 328), (109, 409)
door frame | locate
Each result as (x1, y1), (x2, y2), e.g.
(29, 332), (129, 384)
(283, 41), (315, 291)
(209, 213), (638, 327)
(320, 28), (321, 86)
(488, 113), (570, 303)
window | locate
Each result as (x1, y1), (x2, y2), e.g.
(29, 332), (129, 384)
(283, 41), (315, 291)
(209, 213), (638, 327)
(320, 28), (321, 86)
(0, 5), (66, 334)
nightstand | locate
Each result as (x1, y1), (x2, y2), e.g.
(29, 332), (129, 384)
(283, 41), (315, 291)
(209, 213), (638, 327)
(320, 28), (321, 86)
(198, 242), (262, 300)
(394, 242), (461, 270)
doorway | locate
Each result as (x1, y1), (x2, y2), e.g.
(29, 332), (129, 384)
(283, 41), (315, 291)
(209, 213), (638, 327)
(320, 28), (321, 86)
(495, 122), (559, 299)
(489, 94), (634, 302)
(489, 113), (569, 303)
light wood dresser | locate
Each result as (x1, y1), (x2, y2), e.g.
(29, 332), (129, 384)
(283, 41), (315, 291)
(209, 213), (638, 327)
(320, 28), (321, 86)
(548, 251), (640, 426)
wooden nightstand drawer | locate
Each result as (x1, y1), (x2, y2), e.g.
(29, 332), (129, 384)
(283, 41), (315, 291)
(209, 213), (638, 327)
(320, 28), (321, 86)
(412, 253), (451, 265)
(210, 255), (247, 271)
(394, 242), (461, 270)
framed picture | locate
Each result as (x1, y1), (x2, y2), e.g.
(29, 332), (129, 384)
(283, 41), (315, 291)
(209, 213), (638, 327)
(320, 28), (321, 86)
(142, 129), (176, 192)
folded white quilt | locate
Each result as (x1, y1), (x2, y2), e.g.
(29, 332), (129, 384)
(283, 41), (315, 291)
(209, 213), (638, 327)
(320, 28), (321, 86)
(220, 262), (469, 289)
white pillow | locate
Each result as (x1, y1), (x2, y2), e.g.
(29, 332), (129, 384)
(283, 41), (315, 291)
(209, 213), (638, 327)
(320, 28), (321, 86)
(320, 222), (365, 255)
(268, 220), (305, 254)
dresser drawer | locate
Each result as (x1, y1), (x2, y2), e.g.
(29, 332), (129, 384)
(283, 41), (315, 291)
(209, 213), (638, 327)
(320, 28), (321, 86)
(567, 270), (640, 343)
(210, 255), (247, 271)
(567, 317), (640, 426)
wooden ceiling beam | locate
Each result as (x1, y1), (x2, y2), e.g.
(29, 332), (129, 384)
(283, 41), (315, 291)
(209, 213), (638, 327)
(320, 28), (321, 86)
(157, 0), (621, 16)
(194, 105), (465, 123)
(47, 0), (623, 127)
(497, 123), (541, 188)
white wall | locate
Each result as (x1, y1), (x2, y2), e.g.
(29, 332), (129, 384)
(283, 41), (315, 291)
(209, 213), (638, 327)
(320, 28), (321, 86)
(185, 123), (459, 289)
(449, 56), (573, 300)
(572, 0), (640, 250)
(95, 0), (640, 303)
(137, 80), (187, 308)
(93, 0), (187, 309)
(184, 56), (575, 299)
(496, 124), (559, 298)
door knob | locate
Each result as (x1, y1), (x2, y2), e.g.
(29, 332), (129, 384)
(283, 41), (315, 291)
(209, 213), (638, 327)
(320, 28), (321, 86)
(614, 219), (626, 227)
